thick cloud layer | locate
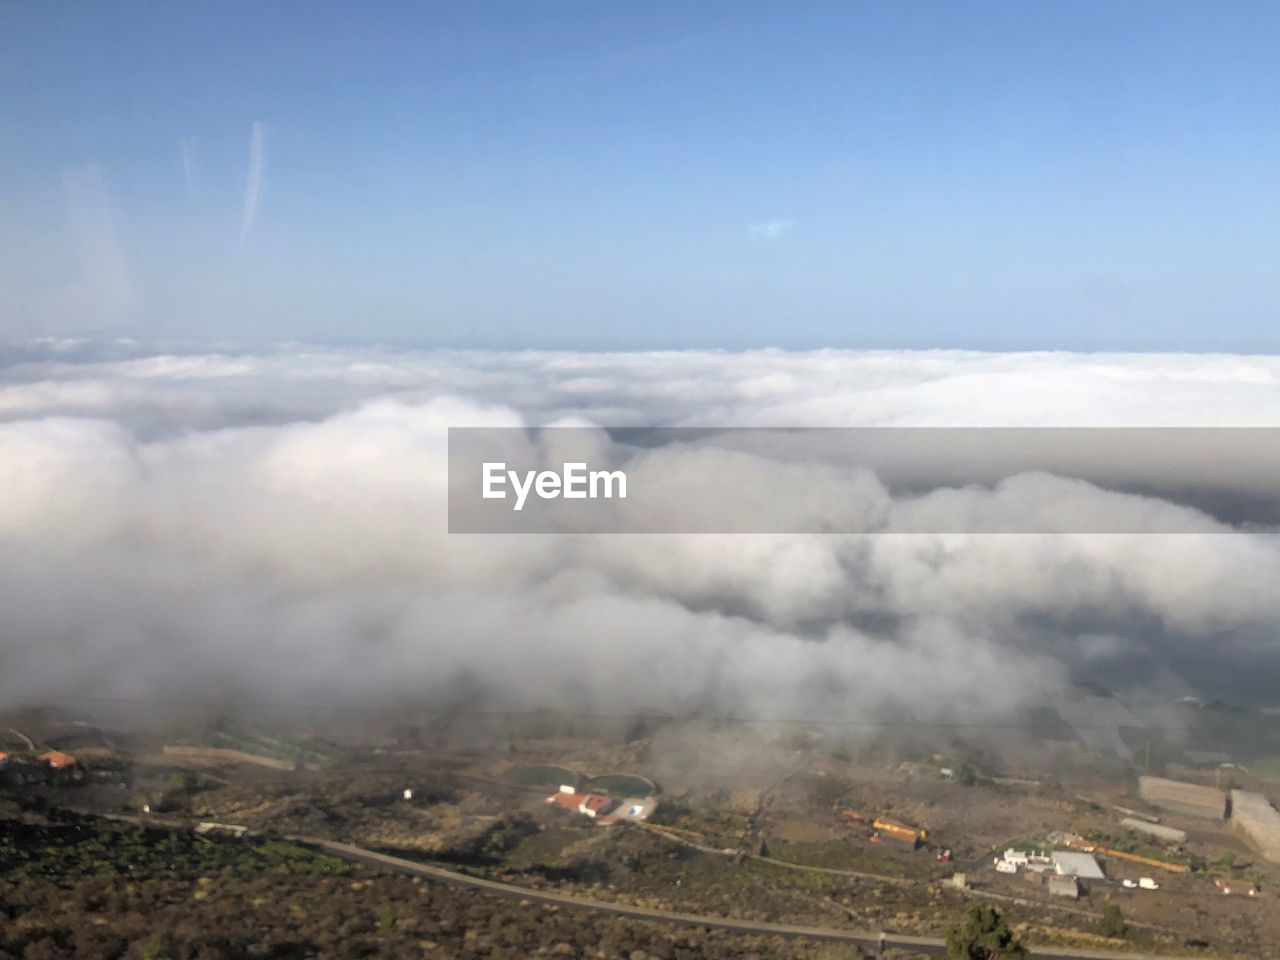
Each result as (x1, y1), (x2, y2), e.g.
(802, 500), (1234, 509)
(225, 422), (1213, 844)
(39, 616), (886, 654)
(2, 343), (1278, 724)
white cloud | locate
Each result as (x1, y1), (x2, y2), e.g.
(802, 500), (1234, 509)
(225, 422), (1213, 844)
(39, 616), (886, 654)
(0, 344), (1277, 723)
(747, 220), (793, 240)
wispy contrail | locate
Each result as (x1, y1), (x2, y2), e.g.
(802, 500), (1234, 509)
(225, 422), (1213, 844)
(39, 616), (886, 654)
(238, 121), (265, 252)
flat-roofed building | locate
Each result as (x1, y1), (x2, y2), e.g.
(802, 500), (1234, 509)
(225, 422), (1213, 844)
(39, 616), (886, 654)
(1051, 851), (1105, 879)
(1048, 875), (1080, 898)
(1138, 776), (1227, 820)
(1230, 790), (1280, 864)
(614, 797), (657, 821)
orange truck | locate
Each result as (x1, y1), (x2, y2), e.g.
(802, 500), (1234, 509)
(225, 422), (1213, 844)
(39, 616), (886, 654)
(873, 817), (927, 846)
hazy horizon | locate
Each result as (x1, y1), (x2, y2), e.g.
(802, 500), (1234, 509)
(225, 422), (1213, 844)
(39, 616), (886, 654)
(4, 2), (1279, 352)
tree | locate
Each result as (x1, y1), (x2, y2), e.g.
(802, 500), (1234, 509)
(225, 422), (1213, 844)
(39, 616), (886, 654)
(946, 903), (1028, 960)
(1096, 903), (1128, 938)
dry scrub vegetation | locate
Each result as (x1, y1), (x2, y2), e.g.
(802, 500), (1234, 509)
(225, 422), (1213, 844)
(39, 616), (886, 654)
(1, 801), (873, 960)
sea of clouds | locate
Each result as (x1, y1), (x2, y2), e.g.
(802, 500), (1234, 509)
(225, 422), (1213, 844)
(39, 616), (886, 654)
(2, 342), (1278, 725)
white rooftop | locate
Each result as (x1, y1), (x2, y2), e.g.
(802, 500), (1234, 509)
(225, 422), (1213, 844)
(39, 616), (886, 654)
(1051, 850), (1105, 879)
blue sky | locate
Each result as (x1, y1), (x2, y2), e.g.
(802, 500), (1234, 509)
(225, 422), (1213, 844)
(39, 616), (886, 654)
(2, 1), (1277, 350)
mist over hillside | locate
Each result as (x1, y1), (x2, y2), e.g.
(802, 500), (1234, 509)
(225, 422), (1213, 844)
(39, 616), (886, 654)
(2, 343), (1278, 726)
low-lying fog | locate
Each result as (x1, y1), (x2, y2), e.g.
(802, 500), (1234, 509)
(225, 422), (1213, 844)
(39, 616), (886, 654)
(2, 343), (1278, 733)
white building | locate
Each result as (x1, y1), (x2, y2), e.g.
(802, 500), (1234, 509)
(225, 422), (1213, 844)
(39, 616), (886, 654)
(1051, 851), (1105, 880)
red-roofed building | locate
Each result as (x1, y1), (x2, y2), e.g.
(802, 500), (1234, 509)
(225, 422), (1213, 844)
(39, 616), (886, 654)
(1063, 836), (1097, 852)
(579, 794), (617, 818)
(546, 791), (584, 813)
(545, 789), (618, 820)
(40, 751), (76, 770)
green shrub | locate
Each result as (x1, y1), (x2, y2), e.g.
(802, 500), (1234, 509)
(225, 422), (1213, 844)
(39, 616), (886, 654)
(1096, 904), (1128, 938)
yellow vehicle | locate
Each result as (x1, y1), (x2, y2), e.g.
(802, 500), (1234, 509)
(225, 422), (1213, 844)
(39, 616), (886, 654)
(872, 818), (927, 846)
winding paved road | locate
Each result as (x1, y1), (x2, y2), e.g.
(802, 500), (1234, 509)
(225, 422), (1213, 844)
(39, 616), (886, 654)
(290, 834), (1184, 960)
(82, 809), (1185, 959)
